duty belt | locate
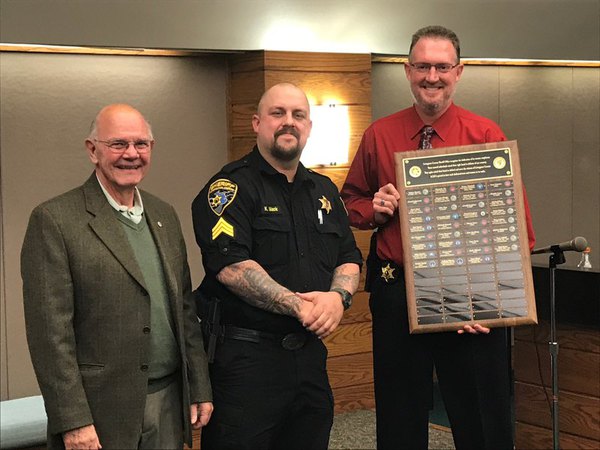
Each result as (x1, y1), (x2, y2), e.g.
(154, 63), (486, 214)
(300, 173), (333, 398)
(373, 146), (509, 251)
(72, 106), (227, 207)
(217, 325), (308, 351)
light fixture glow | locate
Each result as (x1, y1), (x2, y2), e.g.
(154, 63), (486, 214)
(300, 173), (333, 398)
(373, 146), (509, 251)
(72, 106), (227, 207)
(301, 104), (350, 167)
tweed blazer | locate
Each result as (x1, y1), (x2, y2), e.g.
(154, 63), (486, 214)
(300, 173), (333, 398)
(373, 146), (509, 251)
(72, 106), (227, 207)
(21, 174), (211, 449)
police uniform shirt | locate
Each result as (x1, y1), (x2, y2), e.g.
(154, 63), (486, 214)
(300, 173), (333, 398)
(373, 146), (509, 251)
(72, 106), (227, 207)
(192, 147), (362, 334)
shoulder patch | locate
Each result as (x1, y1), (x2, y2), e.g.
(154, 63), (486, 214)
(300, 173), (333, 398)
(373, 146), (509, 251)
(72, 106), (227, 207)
(208, 179), (238, 216)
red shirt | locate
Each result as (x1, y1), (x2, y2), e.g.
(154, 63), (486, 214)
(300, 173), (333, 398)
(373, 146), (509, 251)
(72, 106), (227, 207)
(341, 103), (536, 264)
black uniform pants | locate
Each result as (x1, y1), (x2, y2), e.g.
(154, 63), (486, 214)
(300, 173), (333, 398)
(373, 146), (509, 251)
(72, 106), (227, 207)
(200, 332), (333, 450)
(370, 266), (514, 450)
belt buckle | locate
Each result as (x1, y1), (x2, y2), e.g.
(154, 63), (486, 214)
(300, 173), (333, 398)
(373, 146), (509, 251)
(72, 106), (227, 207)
(281, 332), (306, 351)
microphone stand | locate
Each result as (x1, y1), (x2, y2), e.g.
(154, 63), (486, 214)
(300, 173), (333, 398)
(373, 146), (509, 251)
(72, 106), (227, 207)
(548, 247), (565, 450)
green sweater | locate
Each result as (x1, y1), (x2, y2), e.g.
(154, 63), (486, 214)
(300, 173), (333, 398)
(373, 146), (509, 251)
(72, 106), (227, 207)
(116, 212), (180, 387)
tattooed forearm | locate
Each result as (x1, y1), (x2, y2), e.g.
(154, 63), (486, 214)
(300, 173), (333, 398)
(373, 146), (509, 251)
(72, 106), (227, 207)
(217, 260), (302, 317)
(330, 263), (360, 294)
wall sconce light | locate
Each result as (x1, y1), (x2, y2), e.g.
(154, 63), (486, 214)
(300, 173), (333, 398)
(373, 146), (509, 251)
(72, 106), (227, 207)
(301, 103), (350, 167)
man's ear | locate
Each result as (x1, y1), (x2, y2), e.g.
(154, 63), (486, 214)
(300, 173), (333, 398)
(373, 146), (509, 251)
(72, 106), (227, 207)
(252, 114), (260, 133)
(455, 64), (464, 81)
(404, 62), (411, 79)
(85, 139), (99, 164)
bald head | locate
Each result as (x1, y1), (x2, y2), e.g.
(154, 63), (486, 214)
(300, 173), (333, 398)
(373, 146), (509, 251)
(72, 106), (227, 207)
(88, 104), (153, 141)
(252, 83), (313, 172)
(85, 104), (154, 207)
(257, 83), (310, 117)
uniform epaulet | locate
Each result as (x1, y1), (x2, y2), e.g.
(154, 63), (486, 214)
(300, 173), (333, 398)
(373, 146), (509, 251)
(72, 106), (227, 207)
(306, 167), (331, 180)
(221, 157), (251, 174)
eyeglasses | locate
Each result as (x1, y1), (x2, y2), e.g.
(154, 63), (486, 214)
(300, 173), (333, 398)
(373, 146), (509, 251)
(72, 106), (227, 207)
(409, 63), (460, 73)
(94, 139), (153, 153)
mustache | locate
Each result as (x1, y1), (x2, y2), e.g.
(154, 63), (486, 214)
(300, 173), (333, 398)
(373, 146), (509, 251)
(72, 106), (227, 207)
(420, 81), (445, 88)
(274, 126), (300, 140)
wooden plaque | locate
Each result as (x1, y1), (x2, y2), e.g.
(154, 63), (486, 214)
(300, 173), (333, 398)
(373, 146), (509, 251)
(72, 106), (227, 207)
(394, 141), (537, 333)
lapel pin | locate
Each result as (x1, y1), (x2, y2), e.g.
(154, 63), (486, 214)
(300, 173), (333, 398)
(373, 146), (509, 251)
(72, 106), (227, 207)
(157, 221), (163, 228)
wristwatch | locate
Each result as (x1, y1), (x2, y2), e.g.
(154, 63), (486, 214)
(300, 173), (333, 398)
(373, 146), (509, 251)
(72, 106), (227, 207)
(331, 287), (353, 311)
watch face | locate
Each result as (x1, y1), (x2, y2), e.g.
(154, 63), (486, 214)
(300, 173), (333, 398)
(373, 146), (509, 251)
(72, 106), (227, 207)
(333, 288), (352, 310)
(342, 297), (352, 310)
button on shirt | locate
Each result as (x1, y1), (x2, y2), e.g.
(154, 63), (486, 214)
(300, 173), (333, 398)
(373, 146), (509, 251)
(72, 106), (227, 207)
(192, 147), (362, 333)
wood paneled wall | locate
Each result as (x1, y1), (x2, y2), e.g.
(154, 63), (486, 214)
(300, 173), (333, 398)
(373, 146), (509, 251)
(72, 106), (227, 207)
(227, 51), (374, 413)
(514, 322), (600, 449)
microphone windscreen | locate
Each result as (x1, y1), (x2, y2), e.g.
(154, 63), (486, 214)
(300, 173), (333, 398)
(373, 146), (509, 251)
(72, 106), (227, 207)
(573, 236), (588, 252)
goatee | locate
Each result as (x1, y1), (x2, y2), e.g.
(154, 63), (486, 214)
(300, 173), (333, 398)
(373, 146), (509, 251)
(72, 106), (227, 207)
(270, 126), (302, 161)
(270, 142), (301, 162)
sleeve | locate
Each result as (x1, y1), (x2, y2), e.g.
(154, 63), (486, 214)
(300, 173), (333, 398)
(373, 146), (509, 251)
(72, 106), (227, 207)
(21, 205), (94, 435)
(485, 123), (507, 143)
(522, 186), (536, 251)
(191, 173), (256, 275)
(171, 207), (212, 403)
(340, 128), (381, 230)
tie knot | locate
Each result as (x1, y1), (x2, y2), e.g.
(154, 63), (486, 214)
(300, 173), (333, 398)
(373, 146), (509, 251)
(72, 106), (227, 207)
(419, 126), (435, 149)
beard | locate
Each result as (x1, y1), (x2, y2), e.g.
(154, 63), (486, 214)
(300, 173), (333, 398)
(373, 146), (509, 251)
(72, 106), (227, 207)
(270, 142), (301, 162)
(421, 100), (442, 116)
(412, 82), (454, 117)
(270, 127), (302, 162)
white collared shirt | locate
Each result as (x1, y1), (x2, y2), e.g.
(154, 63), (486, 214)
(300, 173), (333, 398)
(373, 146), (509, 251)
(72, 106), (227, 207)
(96, 175), (144, 224)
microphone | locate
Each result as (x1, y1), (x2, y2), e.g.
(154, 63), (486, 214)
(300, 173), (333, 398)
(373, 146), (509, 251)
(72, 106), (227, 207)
(531, 236), (588, 255)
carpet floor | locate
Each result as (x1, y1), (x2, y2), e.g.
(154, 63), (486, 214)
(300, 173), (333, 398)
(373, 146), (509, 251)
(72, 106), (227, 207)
(329, 409), (455, 449)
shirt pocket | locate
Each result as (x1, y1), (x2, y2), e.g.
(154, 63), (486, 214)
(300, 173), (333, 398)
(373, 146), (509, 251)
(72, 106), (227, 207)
(309, 220), (343, 272)
(251, 215), (291, 268)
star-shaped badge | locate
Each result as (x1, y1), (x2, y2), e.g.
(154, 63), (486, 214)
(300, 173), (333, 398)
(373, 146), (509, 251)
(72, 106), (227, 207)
(319, 195), (332, 214)
(381, 263), (396, 282)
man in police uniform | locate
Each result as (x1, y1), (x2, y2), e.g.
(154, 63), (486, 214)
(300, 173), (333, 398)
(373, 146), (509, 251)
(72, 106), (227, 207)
(192, 83), (362, 450)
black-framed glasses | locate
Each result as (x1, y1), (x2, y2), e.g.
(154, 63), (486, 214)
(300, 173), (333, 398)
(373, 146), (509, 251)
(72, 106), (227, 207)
(409, 62), (460, 73)
(94, 139), (153, 153)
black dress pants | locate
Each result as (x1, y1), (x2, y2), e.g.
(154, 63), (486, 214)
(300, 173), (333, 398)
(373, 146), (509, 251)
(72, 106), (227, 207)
(201, 333), (333, 450)
(370, 268), (514, 450)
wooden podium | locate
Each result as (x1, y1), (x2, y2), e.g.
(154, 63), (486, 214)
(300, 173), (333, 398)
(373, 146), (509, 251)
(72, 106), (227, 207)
(394, 141), (537, 333)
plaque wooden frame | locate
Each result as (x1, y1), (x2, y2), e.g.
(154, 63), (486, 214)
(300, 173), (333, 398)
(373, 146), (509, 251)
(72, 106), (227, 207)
(394, 140), (537, 334)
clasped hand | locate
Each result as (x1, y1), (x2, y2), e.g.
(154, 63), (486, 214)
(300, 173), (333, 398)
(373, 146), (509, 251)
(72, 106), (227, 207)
(296, 291), (344, 339)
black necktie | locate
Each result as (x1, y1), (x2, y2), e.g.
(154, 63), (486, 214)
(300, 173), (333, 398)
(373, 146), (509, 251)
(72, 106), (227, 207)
(418, 126), (435, 149)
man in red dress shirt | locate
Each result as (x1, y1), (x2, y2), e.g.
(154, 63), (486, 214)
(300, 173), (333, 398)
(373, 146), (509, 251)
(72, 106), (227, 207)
(341, 26), (535, 450)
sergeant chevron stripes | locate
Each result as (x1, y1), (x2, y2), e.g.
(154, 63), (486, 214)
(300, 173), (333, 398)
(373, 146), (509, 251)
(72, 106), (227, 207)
(212, 217), (234, 240)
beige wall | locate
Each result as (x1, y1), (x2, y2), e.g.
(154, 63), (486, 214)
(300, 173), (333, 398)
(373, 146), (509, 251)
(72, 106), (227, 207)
(372, 63), (600, 269)
(0, 52), (228, 400)
(1, 0), (598, 60)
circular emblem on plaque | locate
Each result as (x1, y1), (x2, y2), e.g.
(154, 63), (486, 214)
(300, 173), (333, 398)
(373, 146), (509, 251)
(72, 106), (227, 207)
(409, 166), (422, 178)
(493, 157), (507, 169)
